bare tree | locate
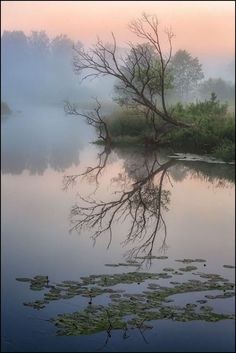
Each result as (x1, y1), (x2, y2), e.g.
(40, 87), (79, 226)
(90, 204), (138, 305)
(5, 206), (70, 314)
(72, 13), (190, 142)
(64, 99), (112, 145)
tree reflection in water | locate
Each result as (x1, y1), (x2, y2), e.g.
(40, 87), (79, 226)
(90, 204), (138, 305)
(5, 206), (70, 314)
(63, 143), (112, 192)
(64, 146), (174, 263)
(63, 145), (234, 265)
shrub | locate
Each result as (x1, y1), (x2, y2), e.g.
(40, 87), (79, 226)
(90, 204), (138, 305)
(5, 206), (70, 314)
(112, 135), (143, 146)
(166, 95), (235, 156)
(99, 96), (235, 161)
(213, 140), (235, 162)
(106, 109), (150, 138)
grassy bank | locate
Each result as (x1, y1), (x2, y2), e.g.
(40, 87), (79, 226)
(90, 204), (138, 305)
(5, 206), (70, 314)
(99, 96), (235, 162)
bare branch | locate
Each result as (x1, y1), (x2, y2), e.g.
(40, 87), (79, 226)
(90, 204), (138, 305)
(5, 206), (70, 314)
(64, 99), (112, 145)
(73, 15), (191, 129)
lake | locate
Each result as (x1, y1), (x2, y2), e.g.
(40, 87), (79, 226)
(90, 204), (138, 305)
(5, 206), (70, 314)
(1, 105), (235, 352)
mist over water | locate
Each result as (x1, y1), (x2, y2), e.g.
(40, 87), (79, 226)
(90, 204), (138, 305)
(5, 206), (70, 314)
(1, 106), (95, 175)
(1, 30), (235, 110)
(1, 30), (117, 109)
(1, 5), (235, 353)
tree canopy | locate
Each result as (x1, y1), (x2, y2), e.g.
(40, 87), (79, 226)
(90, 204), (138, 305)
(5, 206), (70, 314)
(170, 49), (204, 101)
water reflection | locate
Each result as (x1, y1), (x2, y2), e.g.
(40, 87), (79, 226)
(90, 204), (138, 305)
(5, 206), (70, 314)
(64, 148), (173, 261)
(64, 146), (234, 264)
(177, 161), (235, 186)
(63, 143), (112, 190)
(1, 107), (91, 175)
(2, 109), (235, 351)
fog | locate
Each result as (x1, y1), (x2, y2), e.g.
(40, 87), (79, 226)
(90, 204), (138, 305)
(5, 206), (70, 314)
(1, 30), (117, 110)
(1, 30), (235, 110)
(1, 105), (94, 175)
(201, 56), (235, 82)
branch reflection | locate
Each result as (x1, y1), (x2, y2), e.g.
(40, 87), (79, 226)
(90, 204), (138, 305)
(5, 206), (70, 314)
(63, 145), (234, 265)
(63, 144), (112, 191)
(65, 146), (174, 262)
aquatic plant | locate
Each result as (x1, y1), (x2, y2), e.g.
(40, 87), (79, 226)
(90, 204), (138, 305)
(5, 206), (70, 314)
(16, 267), (235, 336)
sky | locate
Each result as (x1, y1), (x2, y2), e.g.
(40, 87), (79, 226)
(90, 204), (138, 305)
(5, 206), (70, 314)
(1, 1), (235, 59)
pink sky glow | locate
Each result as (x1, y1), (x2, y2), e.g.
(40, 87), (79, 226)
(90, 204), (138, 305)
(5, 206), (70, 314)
(1, 1), (235, 58)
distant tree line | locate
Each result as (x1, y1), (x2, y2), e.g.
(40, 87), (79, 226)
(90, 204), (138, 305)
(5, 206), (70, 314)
(1, 29), (234, 107)
(198, 78), (235, 102)
(167, 50), (234, 104)
(1, 31), (105, 105)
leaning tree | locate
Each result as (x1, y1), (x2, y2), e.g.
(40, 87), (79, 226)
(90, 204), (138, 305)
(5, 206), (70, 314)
(66, 13), (191, 144)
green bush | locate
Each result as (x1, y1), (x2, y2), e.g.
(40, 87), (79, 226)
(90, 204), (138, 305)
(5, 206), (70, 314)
(213, 140), (235, 162)
(166, 95), (235, 157)
(106, 109), (150, 138)
(112, 135), (143, 146)
(99, 96), (235, 160)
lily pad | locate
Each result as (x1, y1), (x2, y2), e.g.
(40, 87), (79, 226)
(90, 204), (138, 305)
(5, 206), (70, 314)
(16, 278), (32, 282)
(175, 259), (206, 263)
(179, 266), (198, 272)
(17, 268), (235, 336)
(135, 255), (168, 260)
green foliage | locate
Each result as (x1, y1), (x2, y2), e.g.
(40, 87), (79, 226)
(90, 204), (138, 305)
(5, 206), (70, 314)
(172, 93), (228, 122)
(94, 95), (235, 160)
(17, 269), (235, 336)
(104, 96), (235, 161)
(112, 135), (144, 146)
(166, 96), (235, 160)
(106, 109), (150, 138)
(213, 140), (235, 162)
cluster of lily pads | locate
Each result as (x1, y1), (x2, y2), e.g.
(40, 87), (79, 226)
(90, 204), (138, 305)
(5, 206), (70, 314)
(175, 258), (206, 263)
(15, 275), (49, 291)
(105, 255), (169, 268)
(16, 262), (235, 335)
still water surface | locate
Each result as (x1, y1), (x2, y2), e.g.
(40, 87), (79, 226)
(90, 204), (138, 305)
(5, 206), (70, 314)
(1, 106), (235, 352)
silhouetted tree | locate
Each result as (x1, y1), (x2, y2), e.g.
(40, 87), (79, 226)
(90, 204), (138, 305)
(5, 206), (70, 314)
(72, 13), (191, 143)
(65, 99), (112, 145)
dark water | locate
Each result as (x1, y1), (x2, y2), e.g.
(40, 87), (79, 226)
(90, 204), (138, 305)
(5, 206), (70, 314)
(1, 106), (235, 352)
